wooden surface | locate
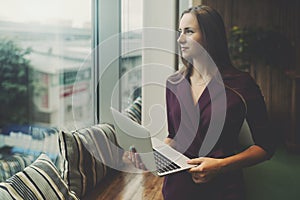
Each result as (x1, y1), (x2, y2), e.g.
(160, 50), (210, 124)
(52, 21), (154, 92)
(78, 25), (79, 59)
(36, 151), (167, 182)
(83, 170), (164, 200)
(202, 0), (299, 70)
(285, 72), (300, 152)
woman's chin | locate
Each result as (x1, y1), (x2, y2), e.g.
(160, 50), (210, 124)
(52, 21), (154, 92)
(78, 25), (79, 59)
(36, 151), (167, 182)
(181, 53), (189, 59)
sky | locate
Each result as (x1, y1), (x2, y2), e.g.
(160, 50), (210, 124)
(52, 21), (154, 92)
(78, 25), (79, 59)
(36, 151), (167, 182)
(0, 0), (142, 30)
(0, 0), (91, 28)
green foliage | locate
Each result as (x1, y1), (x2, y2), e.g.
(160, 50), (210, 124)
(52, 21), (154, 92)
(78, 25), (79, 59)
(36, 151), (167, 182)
(228, 26), (294, 70)
(0, 38), (33, 127)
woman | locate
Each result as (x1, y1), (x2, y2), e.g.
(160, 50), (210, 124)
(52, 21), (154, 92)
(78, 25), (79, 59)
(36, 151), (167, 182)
(161, 5), (275, 200)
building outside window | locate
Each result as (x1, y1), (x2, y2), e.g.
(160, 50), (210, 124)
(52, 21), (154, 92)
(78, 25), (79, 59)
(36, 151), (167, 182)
(0, 0), (174, 147)
(0, 0), (93, 131)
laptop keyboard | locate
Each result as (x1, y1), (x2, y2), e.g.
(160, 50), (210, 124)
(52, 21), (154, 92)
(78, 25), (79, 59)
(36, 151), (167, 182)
(153, 149), (181, 174)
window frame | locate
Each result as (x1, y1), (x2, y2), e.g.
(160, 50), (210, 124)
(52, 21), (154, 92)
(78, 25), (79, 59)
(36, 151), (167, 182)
(94, 0), (121, 124)
(95, 0), (180, 135)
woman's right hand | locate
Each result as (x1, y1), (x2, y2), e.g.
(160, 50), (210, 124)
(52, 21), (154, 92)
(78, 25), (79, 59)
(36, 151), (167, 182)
(123, 146), (147, 170)
(123, 138), (175, 170)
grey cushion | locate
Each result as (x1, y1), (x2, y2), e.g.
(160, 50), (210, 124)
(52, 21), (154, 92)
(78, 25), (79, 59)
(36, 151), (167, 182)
(0, 153), (35, 182)
(124, 96), (142, 124)
(58, 123), (122, 198)
(0, 153), (78, 200)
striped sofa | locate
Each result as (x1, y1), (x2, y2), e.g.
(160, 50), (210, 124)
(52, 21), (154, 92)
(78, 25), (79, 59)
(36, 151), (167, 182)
(0, 97), (142, 199)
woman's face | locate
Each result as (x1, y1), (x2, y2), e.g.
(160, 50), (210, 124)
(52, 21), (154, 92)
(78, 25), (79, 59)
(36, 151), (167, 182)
(177, 13), (204, 61)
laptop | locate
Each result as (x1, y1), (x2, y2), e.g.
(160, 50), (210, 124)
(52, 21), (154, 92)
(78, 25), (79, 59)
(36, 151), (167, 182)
(110, 107), (196, 176)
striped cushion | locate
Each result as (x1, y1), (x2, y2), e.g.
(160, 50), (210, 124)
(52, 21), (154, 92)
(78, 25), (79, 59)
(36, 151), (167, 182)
(58, 123), (122, 198)
(0, 154), (78, 200)
(0, 154), (35, 182)
(124, 96), (142, 124)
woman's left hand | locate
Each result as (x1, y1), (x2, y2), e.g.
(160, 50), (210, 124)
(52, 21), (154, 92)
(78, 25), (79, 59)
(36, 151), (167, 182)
(187, 157), (223, 184)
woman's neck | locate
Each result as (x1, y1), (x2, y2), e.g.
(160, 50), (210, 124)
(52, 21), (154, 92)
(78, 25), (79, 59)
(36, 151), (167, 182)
(190, 59), (210, 80)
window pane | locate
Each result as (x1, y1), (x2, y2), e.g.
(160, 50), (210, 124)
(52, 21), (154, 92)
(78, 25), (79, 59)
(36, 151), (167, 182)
(121, 0), (142, 111)
(0, 0), (93, 131)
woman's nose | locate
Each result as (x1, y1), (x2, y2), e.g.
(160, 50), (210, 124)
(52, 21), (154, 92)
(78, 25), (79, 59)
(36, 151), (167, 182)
(177, 32), (186, 44)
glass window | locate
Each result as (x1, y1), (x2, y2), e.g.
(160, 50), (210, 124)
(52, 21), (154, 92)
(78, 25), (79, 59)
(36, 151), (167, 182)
(0, 0), (93, 130)
(121, 0), (143, 110)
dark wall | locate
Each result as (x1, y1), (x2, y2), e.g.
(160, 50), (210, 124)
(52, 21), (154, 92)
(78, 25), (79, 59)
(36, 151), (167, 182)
(202, 0), (300, 72)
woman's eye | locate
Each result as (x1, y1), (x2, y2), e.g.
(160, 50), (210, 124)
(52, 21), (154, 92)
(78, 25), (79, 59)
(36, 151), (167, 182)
(177, 29), (194, 37)
(186, 29), (194, 34)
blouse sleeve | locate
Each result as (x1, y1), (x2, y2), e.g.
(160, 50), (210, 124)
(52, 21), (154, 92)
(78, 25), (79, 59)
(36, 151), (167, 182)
(166, 80), (176, 139)
(240, 75), (277, 158)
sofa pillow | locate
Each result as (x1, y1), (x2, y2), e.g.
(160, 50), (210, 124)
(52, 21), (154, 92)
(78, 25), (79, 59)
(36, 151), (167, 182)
(0, 153), (78, 200)
(0, 153), (35, 182)
(58, 123), (122, 198)
(124, 96), (142, 124)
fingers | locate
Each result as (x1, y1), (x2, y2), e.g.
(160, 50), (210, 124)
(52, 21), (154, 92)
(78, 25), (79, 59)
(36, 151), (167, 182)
(189, 166), (201, 173)
(134, 151), (147, 170)
(129, 146), (136, 163)
(134, 153), (140, 168)
(189, 165), (208, 184)
(188, 158), (206, 183)
(188, 157), (222, 184)
(191, 172), (208, 184)
(122, 151), (131, 164)
(135, 154), (146, 170)
(128, 146), (147, 170)
(187, 157), (205, 165)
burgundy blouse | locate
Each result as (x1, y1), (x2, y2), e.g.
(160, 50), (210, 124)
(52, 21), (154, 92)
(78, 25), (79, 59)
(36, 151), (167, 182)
(162, 69), (275, 200)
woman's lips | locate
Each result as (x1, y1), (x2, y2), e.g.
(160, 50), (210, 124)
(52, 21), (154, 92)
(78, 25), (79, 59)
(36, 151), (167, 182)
(181, 47), (188, 51)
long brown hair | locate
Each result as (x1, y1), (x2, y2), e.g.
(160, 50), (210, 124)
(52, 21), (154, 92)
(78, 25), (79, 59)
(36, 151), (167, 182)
(179, 5), (233, 77)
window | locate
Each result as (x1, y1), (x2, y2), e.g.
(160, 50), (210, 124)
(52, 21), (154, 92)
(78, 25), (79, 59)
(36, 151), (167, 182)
(0, 0), (93, 130)
(121, 0), (143, 110)
(0, 0), (179, 134)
